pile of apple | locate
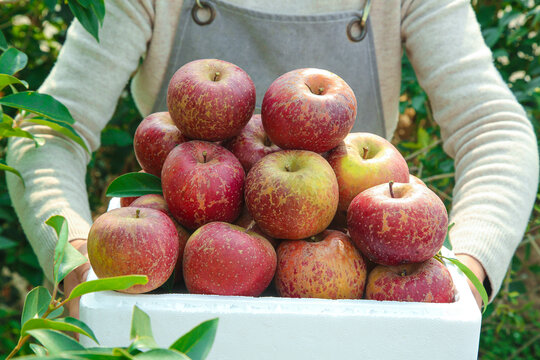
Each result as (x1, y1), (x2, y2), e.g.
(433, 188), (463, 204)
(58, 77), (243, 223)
(87, 59), (455, 303)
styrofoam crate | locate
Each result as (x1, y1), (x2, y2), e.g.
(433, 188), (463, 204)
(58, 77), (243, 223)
(79, 198), (481, 359)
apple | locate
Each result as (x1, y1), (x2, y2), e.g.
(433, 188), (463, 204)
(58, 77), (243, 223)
(261, 68), (356, 153)
(224, 114), (281, 172)
(183, 222), (277, 296)
(365, 258), (455, 303)
(409, 173), (426, 186)
(161, 140), (245, 230)
(275, 230), (367, 299)
(327, 133), (409, 212)
(347, 181), (448, 266)
(130, 194), (190, 283)
(245, 150), (339, 239)
(133, 112), (187, 177)
(167, 59), (256, 141)
(87, 207), (179, 294)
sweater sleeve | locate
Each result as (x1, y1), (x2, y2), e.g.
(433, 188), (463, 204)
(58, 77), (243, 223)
(6, 0), (154, 281)
(401, 0), (539, 300)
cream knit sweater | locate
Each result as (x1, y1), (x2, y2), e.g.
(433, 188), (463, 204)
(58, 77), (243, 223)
(6, 0), (538, 300)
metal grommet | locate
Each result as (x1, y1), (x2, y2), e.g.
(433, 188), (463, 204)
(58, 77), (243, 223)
(191, 0), (216, 26)
(346, 16), (368, 42)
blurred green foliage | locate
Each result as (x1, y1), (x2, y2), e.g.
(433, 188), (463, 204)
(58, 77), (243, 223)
(0, 0), (538, 359)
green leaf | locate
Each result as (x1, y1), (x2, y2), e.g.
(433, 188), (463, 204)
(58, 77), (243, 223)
(47, 306), (65, 320)
(2, 112), (14, 125)
(0, 235), (17, 250)
(27, 329), (85, 354)
(0, 47), (28, 75)
(61, 351), (125, 359)
(21, 317), (98, 343)
(0, 161), (24, 185)
(27, 117), (90, 153)
(0, 91), (75, 124)
(134, 349), (191, 359)
(30, 343), (48, 356)
(130, 305), (159, 350)
(67, 274), (148, 300)
(68, 0), (100, 42)
(0, 29), (7, 51)
(0, 73), (28, 91)
(0, 123), (45, 147)
(91, 0), (106, 25)
(21, 286), (52, 326)
(443, 222), (455, 250)
(76, 0), (91, 7)
(444, 256), (489, 314)
(106, 172), (162, 197)
(47, 215), (70, 284)
(44, 0), (58, 10)
(169, 318), (218, 360)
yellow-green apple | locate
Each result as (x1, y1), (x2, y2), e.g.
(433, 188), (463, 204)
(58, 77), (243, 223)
(161, 140), (245, 230)
(130, 194), (190, 284)
(183, 222), (277, 296)
(366, 258), (455, 303)
(224, 114), (281, 173)
(245, 150), (338, 239)
(261, 68), (356, 153)
(167, 59), (256, 141)
(347, 182), (448, 266)
(87, 207), (179, 294)
(409, 173), (426, 186)
(133, 112), (187, 177)
(275, 230), (366, 299)
(327, 133), (409, 212)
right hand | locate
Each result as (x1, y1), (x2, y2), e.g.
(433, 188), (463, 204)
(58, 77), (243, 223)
(63, 238), (89, 320)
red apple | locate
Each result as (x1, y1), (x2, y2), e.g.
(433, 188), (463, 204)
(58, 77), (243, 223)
(261, 68), (356, 153)
(130, 194), (190, 283)
(245, 150), (338, 240)
(133, 112), (187, 177)
(347, 182), (448, 266)
(87, 207), (179, 293)
(167, 59), (256, 141)
(409, 173), (426, 186)
(275, 230), (367, 299)
(183, 222), (277, 296)
(161, 140), (245, 230)
(366, 258), (455, 303)
(327, 133), (409, 212)
(224, 114), (281, 173)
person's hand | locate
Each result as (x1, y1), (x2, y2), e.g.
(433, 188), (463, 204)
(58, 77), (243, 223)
(63, 238), (89, 320)
(455, 253), (486, 310)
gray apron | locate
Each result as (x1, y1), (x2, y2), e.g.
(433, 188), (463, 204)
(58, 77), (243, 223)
(153, 0), (385, 137)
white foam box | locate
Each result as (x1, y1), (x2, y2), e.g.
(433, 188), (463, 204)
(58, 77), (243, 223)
(79, 198), (481, 359)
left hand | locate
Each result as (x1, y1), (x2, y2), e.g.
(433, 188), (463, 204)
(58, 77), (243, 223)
(455, 253), (486, 310)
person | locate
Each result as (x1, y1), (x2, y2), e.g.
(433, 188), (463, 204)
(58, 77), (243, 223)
(6, 0), (538, 319)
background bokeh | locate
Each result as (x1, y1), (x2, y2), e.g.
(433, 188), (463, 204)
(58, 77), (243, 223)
(0, 1), (538, 358)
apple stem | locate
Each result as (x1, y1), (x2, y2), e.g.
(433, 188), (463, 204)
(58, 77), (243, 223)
(285, 164), (291, 172)
(263, 135), (272, 147)
(213, 71), (221, 81)
(202, 151), (207, 163)
(245, 220), (256, 232)
(389, 181), (395, 198)
(135, 209), (140, 218)
(362, 147), (369, 160)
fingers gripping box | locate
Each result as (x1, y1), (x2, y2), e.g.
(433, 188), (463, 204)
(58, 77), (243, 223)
(79, 198), (481, 359)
